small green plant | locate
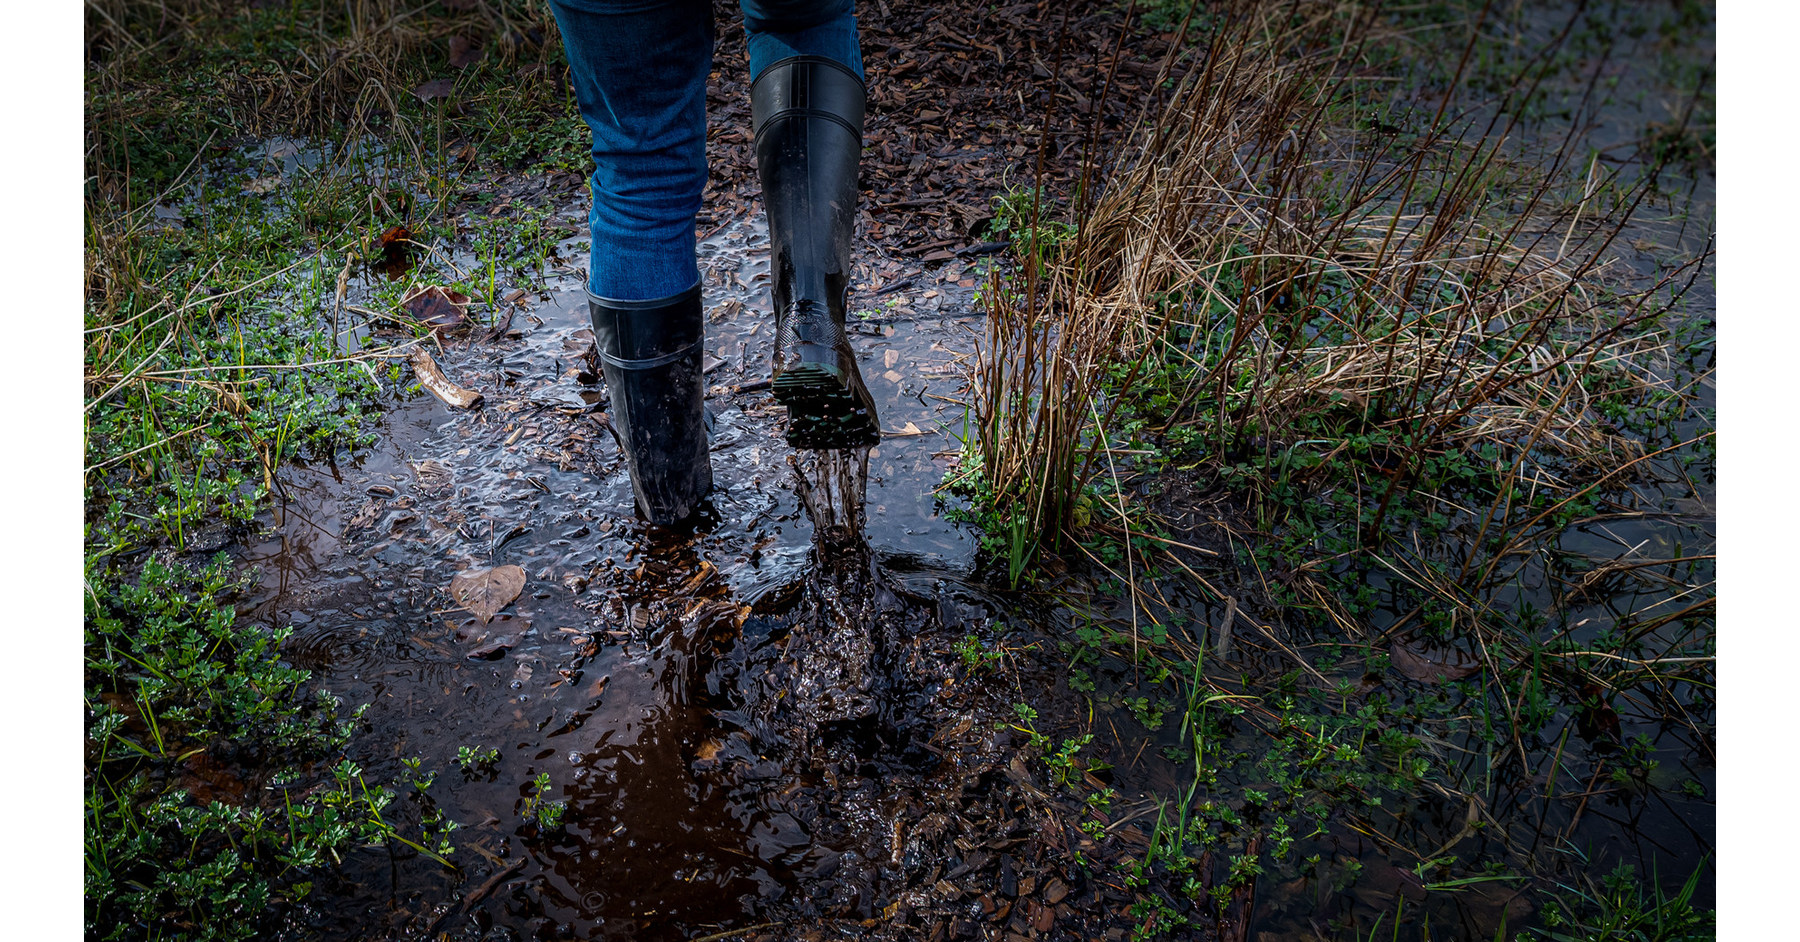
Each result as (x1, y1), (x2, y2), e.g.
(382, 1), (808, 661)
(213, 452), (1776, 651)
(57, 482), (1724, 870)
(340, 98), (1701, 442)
(456, 744), (501, 773)
(1609, 734), (1662, 791)
(1008, 702), (1051, 753)
(953, 634), (1005, 673)
(1126, 695), (1169, 731)
(400, 756), (436, 792)
(1048, 734), (1095, 790)
(522, 771), (567, 831)
(989, 185), (1078, 263)
(1529, 857), (1714, 942)
(85, 559), (457, 941)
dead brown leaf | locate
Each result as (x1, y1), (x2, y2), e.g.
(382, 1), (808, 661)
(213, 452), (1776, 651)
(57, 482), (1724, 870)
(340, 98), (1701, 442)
(1389, 640), (1481, 684)
(400, 284), (471, 334)
(464, 613), (530, 659)
(448, 35), (485, 70)
(415, 77), (456, 102)
(450, 565), (526, 624)
(410, 348), (484, 409)
(884, 421), (925, 437)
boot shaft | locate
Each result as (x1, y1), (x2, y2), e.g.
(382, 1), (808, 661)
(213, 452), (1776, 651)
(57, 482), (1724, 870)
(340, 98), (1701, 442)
(752, 56), (866, 314)
(588, 286), (713, 524)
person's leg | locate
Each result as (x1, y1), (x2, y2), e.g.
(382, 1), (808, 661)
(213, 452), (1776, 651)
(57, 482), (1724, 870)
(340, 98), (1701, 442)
(739, 0), (862, 81)
(549, 0), (713, 301)
(550, 0), (715, 522)
(741, 1), (879, 448)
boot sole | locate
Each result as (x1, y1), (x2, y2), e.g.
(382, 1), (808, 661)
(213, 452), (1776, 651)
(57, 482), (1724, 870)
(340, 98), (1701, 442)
(774, 363), (881, 450)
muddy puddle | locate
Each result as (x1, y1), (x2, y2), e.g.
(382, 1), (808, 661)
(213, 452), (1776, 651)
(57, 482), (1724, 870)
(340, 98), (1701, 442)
(218, 6), (1713, 934)
(236, 214), (1042, 940)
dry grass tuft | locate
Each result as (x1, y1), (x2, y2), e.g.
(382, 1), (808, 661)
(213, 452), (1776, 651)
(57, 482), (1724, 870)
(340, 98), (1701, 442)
(967, 0), (1701, 562)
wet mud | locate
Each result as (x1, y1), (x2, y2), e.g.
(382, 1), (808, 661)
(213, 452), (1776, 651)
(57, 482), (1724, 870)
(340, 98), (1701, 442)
(237, 214), (1122, 941)
(218, 3), (1714, 937)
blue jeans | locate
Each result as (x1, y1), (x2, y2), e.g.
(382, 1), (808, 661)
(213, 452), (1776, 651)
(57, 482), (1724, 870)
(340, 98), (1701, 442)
(548, 0), (864, 301)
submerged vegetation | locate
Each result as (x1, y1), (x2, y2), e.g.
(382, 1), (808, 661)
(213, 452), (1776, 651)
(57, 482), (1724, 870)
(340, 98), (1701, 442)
(84, 2), (575, 937)
(955, 0), (1713, 937)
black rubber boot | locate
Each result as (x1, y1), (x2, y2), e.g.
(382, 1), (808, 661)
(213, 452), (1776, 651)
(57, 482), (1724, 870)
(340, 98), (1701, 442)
(752, 55), (881, 450)
(587, 285), (713, 525)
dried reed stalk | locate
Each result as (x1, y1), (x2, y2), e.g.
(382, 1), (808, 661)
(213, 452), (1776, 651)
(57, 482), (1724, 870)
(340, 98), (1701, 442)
(967, 0), (1682, 561)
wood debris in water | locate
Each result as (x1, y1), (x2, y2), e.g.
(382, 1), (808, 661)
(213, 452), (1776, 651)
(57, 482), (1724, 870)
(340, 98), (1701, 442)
(410, 348), (483, 409)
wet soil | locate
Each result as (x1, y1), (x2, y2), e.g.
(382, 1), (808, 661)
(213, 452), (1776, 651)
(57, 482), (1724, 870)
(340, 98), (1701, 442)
(204, 3), (1713, 939)
(206, 3), (1204, 934)
(237, 210), (1152, 940)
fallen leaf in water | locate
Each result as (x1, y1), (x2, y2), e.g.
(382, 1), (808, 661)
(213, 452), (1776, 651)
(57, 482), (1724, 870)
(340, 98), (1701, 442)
(884, 421), (924, 437)
(883, 369), (904, 383)
(1575, 681), (1622, 743)
(415, 77), (456, 102)
(883, 349), (900, 369)
(400, 284), (471, 334)
(377, 224), (412, 271)
(1463, 880), (1534, 925)
(450, 564), (525, 624)
(1389, 640), (1480, 683)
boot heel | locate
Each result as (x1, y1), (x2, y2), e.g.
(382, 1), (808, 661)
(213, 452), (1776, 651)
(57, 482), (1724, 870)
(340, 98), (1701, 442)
(588, 286), (714, 523)
(773, 344), (846, 396)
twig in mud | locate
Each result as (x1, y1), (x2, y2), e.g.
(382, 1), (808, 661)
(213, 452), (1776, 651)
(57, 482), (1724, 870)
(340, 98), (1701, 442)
(463, 855), (527, 906)
(1253, 622), (1332, 689)
(93, 340), (424, 383)
(687, 924), (784, 942)
(422, 854), (526, 938)
(1540, 651), (1714, 669)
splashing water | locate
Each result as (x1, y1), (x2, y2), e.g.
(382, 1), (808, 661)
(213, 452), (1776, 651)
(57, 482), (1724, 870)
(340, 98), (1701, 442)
(769, 447), (890, 731)
(788, 446), (871, 552)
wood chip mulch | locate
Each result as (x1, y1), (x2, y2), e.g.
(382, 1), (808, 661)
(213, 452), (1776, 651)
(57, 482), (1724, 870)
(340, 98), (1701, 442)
(694, 0), (1189, 263)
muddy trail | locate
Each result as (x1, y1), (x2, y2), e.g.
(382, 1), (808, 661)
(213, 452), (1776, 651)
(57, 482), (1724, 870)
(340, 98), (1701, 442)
(140, 3), (1202, 937)
(234, 213), (1132, 941)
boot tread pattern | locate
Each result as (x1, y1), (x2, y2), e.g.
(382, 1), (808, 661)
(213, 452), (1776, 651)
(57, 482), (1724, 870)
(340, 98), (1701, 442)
(775, 364), (881, 449)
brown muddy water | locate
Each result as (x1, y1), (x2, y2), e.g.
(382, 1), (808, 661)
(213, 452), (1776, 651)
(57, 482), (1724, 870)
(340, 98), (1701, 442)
(238, 215), (1034, 940)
